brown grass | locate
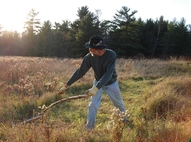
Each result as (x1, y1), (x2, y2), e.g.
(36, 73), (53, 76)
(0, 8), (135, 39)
(0, 56), (191, 142)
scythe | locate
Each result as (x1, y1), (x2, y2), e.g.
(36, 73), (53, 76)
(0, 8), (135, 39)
(21, 94), (89, 124)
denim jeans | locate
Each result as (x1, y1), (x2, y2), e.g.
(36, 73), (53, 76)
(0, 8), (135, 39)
(86, 81), (126, 129)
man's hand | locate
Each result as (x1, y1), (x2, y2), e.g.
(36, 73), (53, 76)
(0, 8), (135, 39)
(58, 84), (68, 95)
(85, 86), (98, 96)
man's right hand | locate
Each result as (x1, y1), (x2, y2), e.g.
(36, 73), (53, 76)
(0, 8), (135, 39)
(58, 84), (68, 95)
(85, 86), (98, 96)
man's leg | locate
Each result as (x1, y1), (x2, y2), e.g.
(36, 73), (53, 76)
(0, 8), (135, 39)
(86, 88), (104, 129)
(105, 81), (125, 112)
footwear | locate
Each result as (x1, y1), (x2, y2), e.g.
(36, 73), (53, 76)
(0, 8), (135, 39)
(85, 124), (94, 130)
(123, 119), (134, 129)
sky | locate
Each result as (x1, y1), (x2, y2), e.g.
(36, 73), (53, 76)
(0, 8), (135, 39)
(0, 0), (190, 33)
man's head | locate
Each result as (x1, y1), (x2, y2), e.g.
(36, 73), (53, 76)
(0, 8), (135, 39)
(85, 35), (107, 50)
(85, 35), (107, 56)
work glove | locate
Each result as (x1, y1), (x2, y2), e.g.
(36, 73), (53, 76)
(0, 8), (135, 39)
(85, 86), (98, 96)
(58, 84), (68, 95)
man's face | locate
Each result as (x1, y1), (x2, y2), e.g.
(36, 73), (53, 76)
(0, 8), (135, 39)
(89, 48), (105, 56)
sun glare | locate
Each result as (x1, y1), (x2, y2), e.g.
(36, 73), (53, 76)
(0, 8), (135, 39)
(0, 1), (29, 33)
(0, 0), (190, 33)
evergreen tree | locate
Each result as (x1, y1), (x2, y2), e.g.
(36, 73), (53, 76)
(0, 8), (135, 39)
(53, 20), (73, 57)
(37, 20), (54, 56)
(163, 18), (190, 57)
(71, 6), (101, 57)
(0, 31), (22, 55)
(140, 19), (156, 57)
(22, 9), (41, 56)
(109, 6), (139, 58)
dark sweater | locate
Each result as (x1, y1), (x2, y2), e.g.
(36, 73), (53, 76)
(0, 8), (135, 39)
(67, 49), (117, 89)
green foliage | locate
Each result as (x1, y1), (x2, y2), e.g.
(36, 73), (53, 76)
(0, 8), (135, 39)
(71, 6), (102, 57)
(0, 6), (190, 58)
(37, 20), (54, 56)
(0, 123), (7, 141)
(15, 100), (38, 120)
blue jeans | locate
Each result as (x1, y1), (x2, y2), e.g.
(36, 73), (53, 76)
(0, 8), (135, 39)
(86, 81), (126, 129)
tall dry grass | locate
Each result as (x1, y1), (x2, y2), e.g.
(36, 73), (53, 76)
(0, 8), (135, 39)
(0, 56), (191, 142)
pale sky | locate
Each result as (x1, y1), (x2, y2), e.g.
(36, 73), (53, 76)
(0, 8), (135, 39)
(0, 0), (190, 33)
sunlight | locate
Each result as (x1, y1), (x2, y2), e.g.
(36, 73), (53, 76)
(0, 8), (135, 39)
(0, 0), (190, 33)
(0, 1), (29, 33)
(0, 17), (25, 33)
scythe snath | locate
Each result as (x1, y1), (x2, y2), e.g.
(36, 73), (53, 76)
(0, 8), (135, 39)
(21, 94), (89, 124)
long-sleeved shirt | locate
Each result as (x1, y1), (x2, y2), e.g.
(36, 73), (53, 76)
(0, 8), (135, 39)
(67, 49), (117, 89)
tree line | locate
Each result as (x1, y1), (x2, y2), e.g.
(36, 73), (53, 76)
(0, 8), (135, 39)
(0, 6), (191, 59)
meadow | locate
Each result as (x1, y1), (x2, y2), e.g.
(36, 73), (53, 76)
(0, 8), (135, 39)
(0, 56), (191, 142)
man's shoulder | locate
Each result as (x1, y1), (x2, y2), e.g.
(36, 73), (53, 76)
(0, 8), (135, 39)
(106, 49), (116, 56)
(84, 53), (91, 58)
(82, 53), (91, 62)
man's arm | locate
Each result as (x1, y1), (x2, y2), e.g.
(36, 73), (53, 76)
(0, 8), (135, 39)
(67, 54), (91, 86)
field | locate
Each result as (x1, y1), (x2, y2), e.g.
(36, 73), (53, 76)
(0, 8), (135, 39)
(0, 56), (191, 142)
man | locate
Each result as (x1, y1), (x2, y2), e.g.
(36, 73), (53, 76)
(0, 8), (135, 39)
(58, 35), (126, 129)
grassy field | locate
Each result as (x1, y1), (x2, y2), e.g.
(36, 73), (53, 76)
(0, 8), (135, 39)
(0, 56), (191, 142)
